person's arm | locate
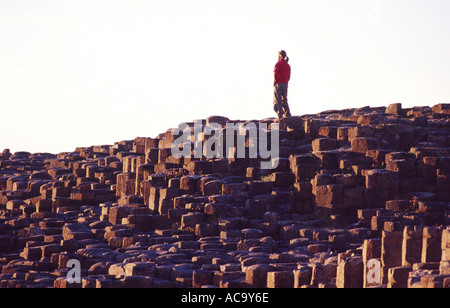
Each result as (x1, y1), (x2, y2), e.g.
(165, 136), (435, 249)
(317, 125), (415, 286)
(274, 63), (280, 85)
(287, 64), (291, 83)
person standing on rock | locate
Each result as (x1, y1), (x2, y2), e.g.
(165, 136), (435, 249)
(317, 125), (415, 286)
(273, 50), (292, 119)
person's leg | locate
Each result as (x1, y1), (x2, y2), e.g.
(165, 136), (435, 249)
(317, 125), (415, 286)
(273, 84), (284, 119)
(279, 83), (291, 117)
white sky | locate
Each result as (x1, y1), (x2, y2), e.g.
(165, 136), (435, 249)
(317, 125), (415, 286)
(1, 0), (449, 153)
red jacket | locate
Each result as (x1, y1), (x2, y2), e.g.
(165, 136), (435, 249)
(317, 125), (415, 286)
(274, 59), (291, 84)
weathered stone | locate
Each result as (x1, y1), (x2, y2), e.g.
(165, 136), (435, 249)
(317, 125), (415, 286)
(351, 137), (380, 154)
(245, 264), (275, 288)
(310, 262), (337, 285)
(386, 159), (416, 178)
(385, 200), (411, 211)
(270, 172), (295, 188)
(307, 243), (331, 254)
(293, 267), (313, 288)
(418, 201), (446, 224)
(442, 229), (450, 262)
(336, 255), (364, 288)
(314, 184), (343, 215)
(402, 226), (423, 267)
(422, 227), (442, 263)
(312, 138), (337, 153)
(192, 270), (215, 288)
(432, 103), (450, 115)
(0, 104), (449, 289)
(381, 231), (403, 283)
(386, 103), (403, 115)
(318, 126), (338, 139)
(343, 186), (366, 209)
(267, 271), (294, 288)
(202, 180), (225, 196)
(348, 126), (375, 142)
(314, 150), (340, 169)
(116, 172), (136, 197)
(62, 224), (92, 241)
(181, 213), (204, 229)
(366, 169), (399, 190)
(387, 266), (412, 288)
(124, 262), (155, 277)
(185, 160), (211, 175)
(109, 206), (132, 225)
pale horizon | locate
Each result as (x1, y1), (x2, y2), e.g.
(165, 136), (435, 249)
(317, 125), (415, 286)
(1, 0), (449, 154)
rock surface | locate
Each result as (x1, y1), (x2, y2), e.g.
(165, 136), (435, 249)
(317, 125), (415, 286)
(0, 103), (449, 288)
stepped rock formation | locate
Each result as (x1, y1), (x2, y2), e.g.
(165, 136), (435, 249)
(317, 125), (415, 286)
(0, 103), (449, 288)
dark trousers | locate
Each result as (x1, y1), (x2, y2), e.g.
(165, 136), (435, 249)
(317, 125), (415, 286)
(273, 83), (291, 119)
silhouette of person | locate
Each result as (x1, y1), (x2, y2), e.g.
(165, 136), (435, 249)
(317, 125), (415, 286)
(273, 50), (291, 119)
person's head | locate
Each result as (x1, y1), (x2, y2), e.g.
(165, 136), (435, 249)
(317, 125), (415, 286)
(278, 50), (289, 63)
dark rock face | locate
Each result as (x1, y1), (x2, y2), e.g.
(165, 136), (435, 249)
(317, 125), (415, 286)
(0, 103), (449, 288)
